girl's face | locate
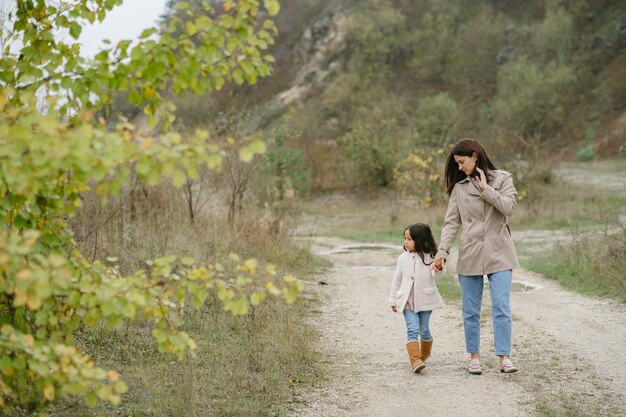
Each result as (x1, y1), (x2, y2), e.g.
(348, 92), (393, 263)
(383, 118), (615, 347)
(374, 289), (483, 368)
(454, 153), (478, 177)
(404, 229), (416, 252)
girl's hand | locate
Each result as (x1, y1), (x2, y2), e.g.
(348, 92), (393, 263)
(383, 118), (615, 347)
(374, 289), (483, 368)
(433, 257), (444, 271)
(475, 167), (488, 190)
(391, 305), (398, 313)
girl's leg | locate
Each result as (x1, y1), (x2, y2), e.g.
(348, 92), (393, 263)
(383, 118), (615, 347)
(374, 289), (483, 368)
(402, 309), (420, 342)
(487, 270), (513, 357)
(458, 274), (484, 355)
(417, 310), (433, 341)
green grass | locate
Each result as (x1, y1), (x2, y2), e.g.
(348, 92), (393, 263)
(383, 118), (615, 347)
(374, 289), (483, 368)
(522, 233), (626, 302)
(437, 273), (462, 302)
(330, 226), (444, 244)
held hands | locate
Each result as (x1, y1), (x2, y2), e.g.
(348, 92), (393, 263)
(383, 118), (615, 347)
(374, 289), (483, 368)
(433, 257), (445, 271)
(474, 167), (488, 190)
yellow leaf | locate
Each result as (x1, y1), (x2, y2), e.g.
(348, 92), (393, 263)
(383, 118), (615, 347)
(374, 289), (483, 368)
(239, 147), (253, 163)
(143, 85), (155, 100)
(23, 334), (35, 347)
(14, 288), (28, 306)
(265, 264), (277, 276)
(16, 269), (31, 280)
(43, 384), (55, 401)
(27, 295), (43, 311)
(282, 274), (296, 283)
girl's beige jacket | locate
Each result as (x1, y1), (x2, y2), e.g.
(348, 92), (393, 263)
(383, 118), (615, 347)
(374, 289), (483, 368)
(388, 252), (445, 312)
(436, 169), (520, 276)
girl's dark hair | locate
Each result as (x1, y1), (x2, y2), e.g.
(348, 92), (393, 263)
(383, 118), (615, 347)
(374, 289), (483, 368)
(404, 223), (438, 265)
(444, 138), (497, 196)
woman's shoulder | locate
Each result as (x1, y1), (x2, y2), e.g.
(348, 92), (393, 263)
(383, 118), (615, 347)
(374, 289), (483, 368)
(490, 169), (514, 187)
(492, 169), (513, 179)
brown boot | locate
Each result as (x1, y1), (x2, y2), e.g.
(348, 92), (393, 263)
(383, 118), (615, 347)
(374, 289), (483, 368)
(406, 341), (425, 373)
(420, 339), (433, 362)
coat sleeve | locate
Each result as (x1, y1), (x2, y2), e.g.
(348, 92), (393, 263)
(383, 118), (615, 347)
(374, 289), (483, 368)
(436, 186), (461, 260)
(480, 173), (517, 217)
(388, 256), (402, 307)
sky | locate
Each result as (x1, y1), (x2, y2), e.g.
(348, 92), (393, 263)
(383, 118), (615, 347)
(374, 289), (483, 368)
(79, 0), (169, 58)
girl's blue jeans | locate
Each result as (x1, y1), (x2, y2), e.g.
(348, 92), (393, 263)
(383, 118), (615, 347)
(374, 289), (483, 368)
(458, 269), (512, 356)
(402, 309), (432, 342)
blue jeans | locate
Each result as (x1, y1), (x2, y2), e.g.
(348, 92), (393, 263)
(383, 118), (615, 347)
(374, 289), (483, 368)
(402, 309), (433, 342)
(458, 270), (512, 356)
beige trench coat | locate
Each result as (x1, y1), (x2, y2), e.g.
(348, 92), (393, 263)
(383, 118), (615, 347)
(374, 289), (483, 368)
(436, 169), (520, 276)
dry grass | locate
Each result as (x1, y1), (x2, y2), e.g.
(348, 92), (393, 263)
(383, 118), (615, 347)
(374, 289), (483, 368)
(53, 295), (322, 417)
(56, 181), (328, 416)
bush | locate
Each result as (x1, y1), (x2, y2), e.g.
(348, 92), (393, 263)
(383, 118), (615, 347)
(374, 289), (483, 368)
(414, 93), (460, 148)
(493, 57), (577, 137)
(339, 104), (408, 187)
(393, 147), (446, 207)
(575, 143), (598, 161)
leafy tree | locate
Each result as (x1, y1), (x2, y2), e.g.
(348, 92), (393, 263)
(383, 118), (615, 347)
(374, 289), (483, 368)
(0, 0), (300, 413)
(491, 57), (577, 138)
(528, 6), (575, 65)
(255, 128), (311, 234)
(413, 92), (459, 148)
(346, 0), (408, 74)
(340, 103), (408, 187)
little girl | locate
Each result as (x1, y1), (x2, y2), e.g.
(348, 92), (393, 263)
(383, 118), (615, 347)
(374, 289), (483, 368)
(389, 223), (445, 373)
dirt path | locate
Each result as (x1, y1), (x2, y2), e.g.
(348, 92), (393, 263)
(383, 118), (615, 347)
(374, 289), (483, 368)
(288, 237), (626, 417)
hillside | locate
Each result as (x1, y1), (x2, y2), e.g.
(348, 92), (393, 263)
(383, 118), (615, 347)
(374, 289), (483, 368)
(156, 0), (626, 193)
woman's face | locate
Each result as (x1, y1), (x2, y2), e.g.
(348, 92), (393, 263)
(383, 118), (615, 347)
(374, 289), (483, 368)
(404, 229), (416, 252)
(454, 153), (478, 177)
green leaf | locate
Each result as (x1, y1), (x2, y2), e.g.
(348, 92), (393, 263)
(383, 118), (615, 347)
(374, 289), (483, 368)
(139, 28), (157, 39)
(232, 69), (244, 85)
(186, 21), (197, 36)
(85, 391), (98, 408)
(264, 0), (281, 16)
(250, 291), (266, 306)
(69, 22), (82, 39)
(172, 169), (186, 188)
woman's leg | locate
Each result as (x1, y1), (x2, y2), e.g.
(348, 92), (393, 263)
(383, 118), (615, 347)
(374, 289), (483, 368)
(458, 274), (484, 355)
(402, 309), (420, 342)
(487, 269), (513, 357)
(417, 310), (433, 341)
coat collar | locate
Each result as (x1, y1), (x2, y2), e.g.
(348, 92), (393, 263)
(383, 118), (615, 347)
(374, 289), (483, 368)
(458, 175), (482, 195)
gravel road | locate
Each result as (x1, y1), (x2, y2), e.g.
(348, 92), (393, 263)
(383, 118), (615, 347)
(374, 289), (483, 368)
(287, 237), (626, 417)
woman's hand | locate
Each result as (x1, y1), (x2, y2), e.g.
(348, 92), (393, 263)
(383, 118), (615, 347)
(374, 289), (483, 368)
(391, 305), (398, 313)
(475, 167), (488, 190)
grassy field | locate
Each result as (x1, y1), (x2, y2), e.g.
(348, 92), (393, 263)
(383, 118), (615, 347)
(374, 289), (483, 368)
(52, 184), (330, 416)
(53, 295), (323, 417)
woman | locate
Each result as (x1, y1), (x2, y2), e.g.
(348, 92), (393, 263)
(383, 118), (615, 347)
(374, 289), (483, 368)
(434, 138), (519, 375)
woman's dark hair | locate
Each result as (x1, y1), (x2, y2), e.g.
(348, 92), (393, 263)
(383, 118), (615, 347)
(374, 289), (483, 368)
(404, 223), (438, 265)
(444, 138), (497, 196)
